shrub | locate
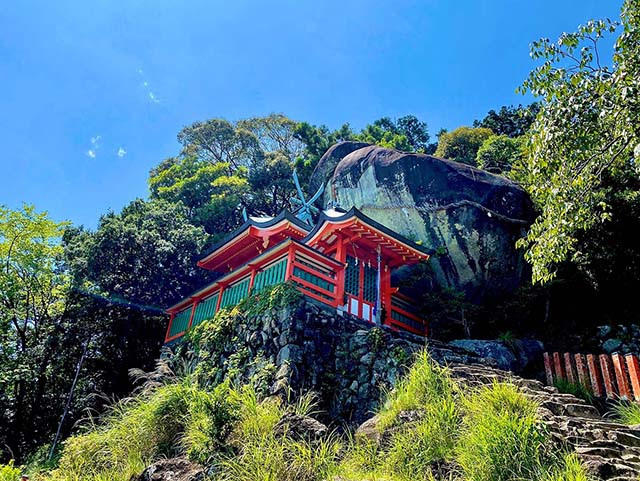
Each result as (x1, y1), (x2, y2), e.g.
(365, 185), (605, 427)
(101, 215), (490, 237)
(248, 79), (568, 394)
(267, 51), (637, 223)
(0, 461), (21, 481)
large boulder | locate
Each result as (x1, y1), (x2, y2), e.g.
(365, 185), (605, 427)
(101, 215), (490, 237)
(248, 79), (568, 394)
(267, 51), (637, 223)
(308, 141), (371, 193)
(315, 144), (535, 299)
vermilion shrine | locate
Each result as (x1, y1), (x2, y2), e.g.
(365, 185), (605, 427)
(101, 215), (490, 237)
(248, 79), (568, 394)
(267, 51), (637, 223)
(165, 175), (430, 343)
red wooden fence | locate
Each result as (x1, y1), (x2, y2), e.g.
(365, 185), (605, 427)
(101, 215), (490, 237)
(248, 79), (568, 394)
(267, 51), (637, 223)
(544, 351), (640, 401)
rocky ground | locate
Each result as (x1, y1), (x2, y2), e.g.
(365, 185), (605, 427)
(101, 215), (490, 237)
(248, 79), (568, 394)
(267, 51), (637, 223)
(432, 363), (640, 480)
(136, 359), (640, 481)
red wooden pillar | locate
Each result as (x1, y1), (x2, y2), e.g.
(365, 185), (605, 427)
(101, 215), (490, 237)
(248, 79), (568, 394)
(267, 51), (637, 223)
(334, 234), (346, 308)
(215, 284), (226, 313)
(381, 263), (392, 327)
(574, 354), (590, 390)
(186, 300), (198, 331)
(587, 354), (604, 398)
(612, 353), (632, 400)
(599, 354), (617, 399)
(248, 266), (257, 294)
(543, 352), (554, 385)
(358, 260), (365, 319)
(164, 312), (176, 343)
(564, 353), (576, 384)
(625, 354), (640, 402)
(553, 352), (565, 382)
(285, 245), (296, 280)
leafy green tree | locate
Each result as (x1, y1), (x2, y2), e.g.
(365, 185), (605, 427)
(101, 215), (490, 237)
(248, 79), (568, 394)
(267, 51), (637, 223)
(238, 113), (305, 159)
(294, 122), (357, 172)
(149, 156), (249, 234)
(473, 104), (540, 138)
(0, 205), (70, 459)
(434, 127), (494, 165)
(69, 199), (209, 307)
(357, 115), (430, 153)
(177, 118), (261, 173)
(476, 135), (525, 174)
(516, 0), (640, 283)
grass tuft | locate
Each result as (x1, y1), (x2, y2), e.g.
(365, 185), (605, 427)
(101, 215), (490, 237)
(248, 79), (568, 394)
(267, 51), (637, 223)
(553, 378), (594, 404)
(0, 461), (21, 481)
(612, 400), (640, 425)
(457, 382), (550, 481)
(377, 350), (456, 430)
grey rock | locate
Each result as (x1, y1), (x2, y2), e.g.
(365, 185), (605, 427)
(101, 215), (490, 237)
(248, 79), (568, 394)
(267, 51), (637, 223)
(308, 141), (371, 193)
(316, 144), (534, 299)
(273, 412), (328, 441)
(603, 338), (623, 353)
(132, 457), (205, 481)
(598, 325), (613, 338)
(450, 339), (519, 371)
(277, 344), (302, 364)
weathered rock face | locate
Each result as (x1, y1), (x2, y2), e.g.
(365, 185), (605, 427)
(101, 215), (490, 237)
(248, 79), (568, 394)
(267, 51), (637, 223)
(314, 143), (535, 299)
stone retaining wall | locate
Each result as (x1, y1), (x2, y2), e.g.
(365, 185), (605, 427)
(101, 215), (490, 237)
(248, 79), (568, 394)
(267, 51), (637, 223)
(181, 298), (493, 424)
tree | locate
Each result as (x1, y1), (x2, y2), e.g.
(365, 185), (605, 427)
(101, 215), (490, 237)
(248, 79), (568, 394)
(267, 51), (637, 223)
(473, 104), (540, 138)
(0, 205), (70, 459)
(238, 114), (305, 159)
(293, 122), (357, 180)
(69, 199), (210, 307)
(476, 135), (525, 175)
(357, 115), (430, 153)
(149, 157), (249, 234)
(177, 119), (261, 173)
(434, 127), (494, 165)
(516, 0), (640, 283)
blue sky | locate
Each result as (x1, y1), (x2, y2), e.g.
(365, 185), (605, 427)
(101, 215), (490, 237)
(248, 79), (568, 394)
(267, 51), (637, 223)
(1, 0), (621, 228)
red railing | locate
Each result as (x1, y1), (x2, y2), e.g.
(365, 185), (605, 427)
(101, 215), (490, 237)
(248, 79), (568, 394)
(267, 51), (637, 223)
(544, 351), (640, 401)
(288, 247), (340, 308)
(388, 292), (427, 336)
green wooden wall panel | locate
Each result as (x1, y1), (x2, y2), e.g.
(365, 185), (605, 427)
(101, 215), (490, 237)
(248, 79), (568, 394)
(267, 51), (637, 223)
(253, 258), (287, 293)
(191, 293), (219, 328)
(220, 278), (250, 309)
(169, 307), (192, 337)
(293, 266), (334, 292)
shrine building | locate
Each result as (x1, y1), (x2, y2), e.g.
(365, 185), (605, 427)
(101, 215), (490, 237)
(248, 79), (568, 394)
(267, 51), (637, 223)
(165, 208), (430, 343)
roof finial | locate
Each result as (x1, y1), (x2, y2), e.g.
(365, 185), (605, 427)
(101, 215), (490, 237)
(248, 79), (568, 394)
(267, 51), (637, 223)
(291, 169), (324, 225)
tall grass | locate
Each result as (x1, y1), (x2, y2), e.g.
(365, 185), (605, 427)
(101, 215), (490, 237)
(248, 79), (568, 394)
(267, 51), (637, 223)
(612, 400), (640, 425)
(215, 386), (342, 481)
(32, 349), (590, 481)
(457, 382), (550, 481)
(553, 379), (594, 404)
(0, 461), (21, 481)
(340, 352), (590, 481)
(377, 350), (457, 430)
(37, 379), (236, 481)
